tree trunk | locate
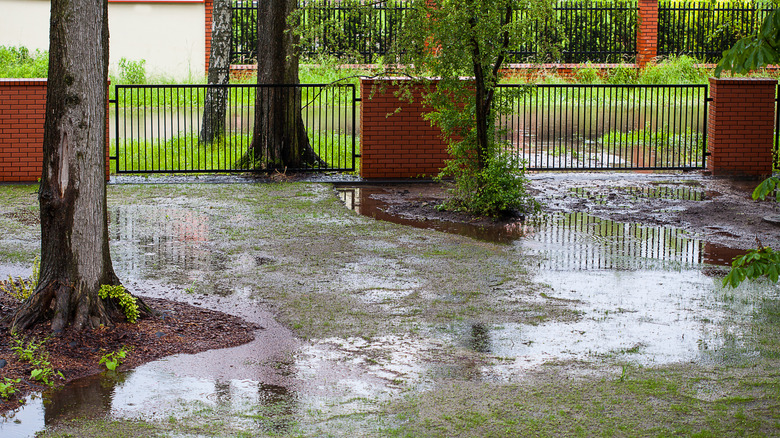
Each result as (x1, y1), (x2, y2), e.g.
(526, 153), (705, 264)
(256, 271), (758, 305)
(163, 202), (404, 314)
(11, 0), (130, 332)
(200, 0), (232, 144)
(248, 0), (323, 169)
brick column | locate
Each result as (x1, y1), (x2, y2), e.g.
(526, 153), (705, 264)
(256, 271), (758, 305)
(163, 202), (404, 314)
(205, 0), (213, 74)
(707, 77), (777, 178)
(637, 0), (658, 69)
(360, 79), (449, 179)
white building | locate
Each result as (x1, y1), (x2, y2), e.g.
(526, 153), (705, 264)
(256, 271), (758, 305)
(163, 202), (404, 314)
(0, 0), (207, 80)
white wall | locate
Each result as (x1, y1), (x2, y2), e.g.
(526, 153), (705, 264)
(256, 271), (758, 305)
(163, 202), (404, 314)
(0, 0), (206, 81)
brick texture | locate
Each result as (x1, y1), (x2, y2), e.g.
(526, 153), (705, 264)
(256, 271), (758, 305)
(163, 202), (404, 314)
(637, 0), (658, 69)
(360, 79), (450, 179)
(205, 0), (213, 73)
(707, 77), (776, 177)
(0, 79), (110, 183)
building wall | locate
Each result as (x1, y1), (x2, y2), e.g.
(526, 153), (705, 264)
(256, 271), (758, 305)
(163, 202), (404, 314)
(0, 0), (205, 81)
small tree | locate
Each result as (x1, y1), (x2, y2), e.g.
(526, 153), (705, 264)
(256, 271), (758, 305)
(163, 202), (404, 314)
(716, 9), (780, 287)
(389, 0), (555, 216)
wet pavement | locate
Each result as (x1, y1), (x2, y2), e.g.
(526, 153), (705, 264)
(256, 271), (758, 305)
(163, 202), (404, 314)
(1, 177), (778, 437)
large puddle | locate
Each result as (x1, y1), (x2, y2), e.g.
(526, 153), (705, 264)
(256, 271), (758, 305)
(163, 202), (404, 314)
(2, 182), (775, 436)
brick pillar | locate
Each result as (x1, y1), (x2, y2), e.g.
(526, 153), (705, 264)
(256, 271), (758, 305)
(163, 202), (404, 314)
(707, 77), (776, 178)
(205, 0), (213, 74)
(637, 0), (658, 69)
(360, 79), (449, 179)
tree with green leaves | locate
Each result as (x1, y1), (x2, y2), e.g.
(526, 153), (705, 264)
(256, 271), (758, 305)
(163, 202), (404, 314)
(715, 9), (780, 77)
(715, 11), (780, 287)
(387, 0), (554, 216)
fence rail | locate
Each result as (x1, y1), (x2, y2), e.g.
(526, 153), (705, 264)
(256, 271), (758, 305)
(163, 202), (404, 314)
(112, 83), (358, 174)
(658, 0), (776, 62)
(231, 0), (776, 65)
(495, 83), (708, 171)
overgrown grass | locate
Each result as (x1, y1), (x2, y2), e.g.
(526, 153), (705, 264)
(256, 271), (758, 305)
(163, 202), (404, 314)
(111, 130), (359, 173)
(0, 46), (48, 78)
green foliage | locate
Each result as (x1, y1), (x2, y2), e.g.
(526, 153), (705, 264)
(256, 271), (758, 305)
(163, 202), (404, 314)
(724, 246), (780, 287)
(715, 8), (780, 77)
(99, 346), (131, 372)
(439, 150), (540, 217)
(117, 57), (147, 84)
(723, 176), (779, 288)
(640, 55), (709, 84)
(99, 285), (139, 323)
(0, 256), (39, 301)
(0, 45), (48, 78)
(10, 333), (63, 386)
(0, 378), (20, 400)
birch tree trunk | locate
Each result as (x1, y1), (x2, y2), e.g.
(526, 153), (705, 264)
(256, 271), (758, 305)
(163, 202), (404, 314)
(200, 0), (232, 144)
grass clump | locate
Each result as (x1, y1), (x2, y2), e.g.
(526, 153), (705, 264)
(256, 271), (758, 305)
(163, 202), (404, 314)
(0, 45), (48, 78)
(0, 256), (39, 301)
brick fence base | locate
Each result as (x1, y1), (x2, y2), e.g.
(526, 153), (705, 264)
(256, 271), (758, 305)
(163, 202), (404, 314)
(0, 79), (110, 183)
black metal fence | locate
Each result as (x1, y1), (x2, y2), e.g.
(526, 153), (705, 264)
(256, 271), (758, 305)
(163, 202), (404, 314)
(658, 0), (776, 62)
(510, 0), (638, 63)
(111, 84), (358, 174)
(495, 83), (708, 171)
(231, 0), (777, 65)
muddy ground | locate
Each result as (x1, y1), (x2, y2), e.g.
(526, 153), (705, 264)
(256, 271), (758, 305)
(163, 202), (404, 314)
(375, 172), (780, 250)
(0, 172), (778, 437)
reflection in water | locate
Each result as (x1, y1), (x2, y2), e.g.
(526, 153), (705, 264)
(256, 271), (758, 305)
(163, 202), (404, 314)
(110, 206), (213, 280)
(570, 185), (713, 203)
(1, 368), (298, 437)
(337, 186), (744, 268)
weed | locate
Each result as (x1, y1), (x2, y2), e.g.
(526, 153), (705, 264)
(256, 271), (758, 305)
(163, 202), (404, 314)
(10, 333), (63, 386)
(99, 285), (139, 323)
(0, 256), (39, 301)
(117, 57), (147, 84)
(0, 377), (20, 400)
(99, 346), (131, 372)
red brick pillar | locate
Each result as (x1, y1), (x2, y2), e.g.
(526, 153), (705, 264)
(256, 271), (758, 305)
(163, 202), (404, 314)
(205, 0), (213, 74)
(360, 79), (449, 179)
(637, 0), (658, 69)
(707, 77), (777, 178)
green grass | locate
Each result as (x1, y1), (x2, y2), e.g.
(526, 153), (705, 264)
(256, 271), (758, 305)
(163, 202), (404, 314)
(111, 130), (359, 173)
(0, 46), (48, 78)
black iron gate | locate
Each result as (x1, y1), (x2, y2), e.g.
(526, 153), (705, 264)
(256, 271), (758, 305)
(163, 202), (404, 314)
(496, 83), (708, 171)
(111, 83), (359, 174)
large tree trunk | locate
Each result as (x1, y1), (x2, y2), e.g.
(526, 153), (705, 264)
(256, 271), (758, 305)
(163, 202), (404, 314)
(11, 0), (129, 332)
(200, 0), (232, 144)
(248, 0), (323, 169)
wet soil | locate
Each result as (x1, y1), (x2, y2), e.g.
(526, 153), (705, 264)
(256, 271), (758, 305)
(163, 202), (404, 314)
(0, 292), (258, 413)
(361, 172), (780, 250)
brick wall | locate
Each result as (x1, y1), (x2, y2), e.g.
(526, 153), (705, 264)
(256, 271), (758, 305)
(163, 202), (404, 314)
(0, 79), (110, 183)
(360, 79), (449, 179)
(0, 79), (46, 182)
(707, 77), (776, 178)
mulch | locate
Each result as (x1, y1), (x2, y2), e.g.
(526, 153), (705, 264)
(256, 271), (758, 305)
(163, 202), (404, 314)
(0, 290), (257, 413)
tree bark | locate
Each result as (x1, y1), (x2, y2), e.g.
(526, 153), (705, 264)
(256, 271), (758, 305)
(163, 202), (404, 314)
(248, 0), (323, 169)
(200, 0), (232, 144)
(11, 0), (131, 332)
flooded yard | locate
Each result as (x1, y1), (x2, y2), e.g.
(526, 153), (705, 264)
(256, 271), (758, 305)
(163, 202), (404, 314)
(1, 173), (778, 437)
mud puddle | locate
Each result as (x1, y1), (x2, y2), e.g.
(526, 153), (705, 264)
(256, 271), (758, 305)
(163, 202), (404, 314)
(2, 181), (776, 436)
